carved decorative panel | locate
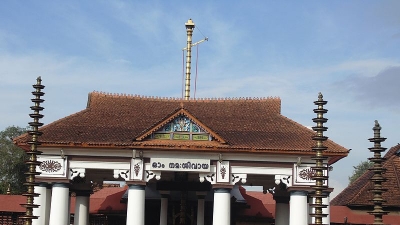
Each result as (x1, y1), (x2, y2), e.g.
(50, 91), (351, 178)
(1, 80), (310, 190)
(217, 161), (230, 183)
(130, 159), (144, 181)
(37, 156), (67, 178)
(293, 164), (328, 186)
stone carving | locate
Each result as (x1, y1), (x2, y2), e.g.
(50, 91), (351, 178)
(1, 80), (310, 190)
(220, 166), (226, 179)
(134, 163), (141, 176)
(231, 173), (247, 184)
(299, 168), (315, 180)
(263, 187), (276, 194)
(199, 165), (217, 184)
(275, 175), (292, 187)
(113, 169), (130, 181)
(40, 160), (62, 173)
(145, 170), (161, 182)
(69, 168), (85, 180)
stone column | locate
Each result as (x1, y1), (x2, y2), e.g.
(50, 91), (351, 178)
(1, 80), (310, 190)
(74, 191), (91, 225)
(159, 192), (169, 225)
(126, 184), (146, 225)
(212, 188), (231, 225)
(33, 183), (51, 225)
(274, 196), (289, 225)
(289, 191), (308, 225)
(45, 185), (52, 225)
(49, 183), (70, 225)
(196, 192), (206, 225)
(322, 194), (330, 225)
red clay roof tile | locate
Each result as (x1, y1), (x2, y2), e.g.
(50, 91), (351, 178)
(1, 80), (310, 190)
(331, 144), (400, 207)
(14, 92), (348, 163)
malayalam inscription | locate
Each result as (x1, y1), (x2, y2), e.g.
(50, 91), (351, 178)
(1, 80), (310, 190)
(150, 158), (210, 172)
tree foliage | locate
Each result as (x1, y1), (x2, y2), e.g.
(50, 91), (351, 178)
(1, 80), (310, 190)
(0, 126), (27, 194)
(348, 160), (373, 185)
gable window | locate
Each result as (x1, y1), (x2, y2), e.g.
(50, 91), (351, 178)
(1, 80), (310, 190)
(151, 115), (211, 141)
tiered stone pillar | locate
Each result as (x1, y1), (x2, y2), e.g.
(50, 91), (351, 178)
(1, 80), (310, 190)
(126, 184), (146, 225)
(159, 192), (169, 225)
(212, 188), (231, 225)
(49, 183), (70, 225)
(196, 192), (207, 225)
(274, 196), (289, 225)
(74, 191), (91, 225)
(33, 183), (51, 225)
(289, 191), (308, 225)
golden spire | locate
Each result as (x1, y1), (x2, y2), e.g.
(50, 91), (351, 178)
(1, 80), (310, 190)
(6, 184), (11, 195)
(184, 19), (195, 100)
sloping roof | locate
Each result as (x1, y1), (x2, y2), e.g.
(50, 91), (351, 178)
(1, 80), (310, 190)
(239, 187), (275, 219)
(0, 195), (25, 212)
(331, 144), (400, 207)
(14, 92), (348, 162)
(70, 186), (127, 214)
(330, 206), (400, 225)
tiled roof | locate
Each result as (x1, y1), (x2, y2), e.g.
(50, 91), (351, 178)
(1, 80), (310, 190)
(330, 206), (400, 225)
(70, 186), (127, 214)
(14, 92), (348, 162)
(0, 195), (25, 212)
(331, 144), (400, 207)
(239, 187), (275, 218)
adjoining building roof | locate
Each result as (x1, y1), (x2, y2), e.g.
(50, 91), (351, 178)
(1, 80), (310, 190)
(14, 92), (348, 163)
(331, 144), (400, 207)
(0, 195), (25, 212)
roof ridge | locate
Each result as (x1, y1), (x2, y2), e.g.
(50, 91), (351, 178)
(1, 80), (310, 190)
(90, 91), (280, 102)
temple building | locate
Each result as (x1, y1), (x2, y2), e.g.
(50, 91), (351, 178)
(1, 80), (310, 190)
(13, 90), (348, 225)
(10, 19), (353, 225)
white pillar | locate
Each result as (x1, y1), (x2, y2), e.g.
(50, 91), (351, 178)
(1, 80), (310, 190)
(49, 183), (70, 225)
(126, 184), (145, 225)
(159, 194), (168, 225)
(308, 196), (313, 224)
(45, 185), (52, 225)
(212, 188), (231, 225)
(322, 194), (330, 225)
(74, 191), (90, 225)
(196, 194), (206, 225)
(33, 183), (51, 225)
(274, 196), (289, 225)
(289, 191), (308, 225)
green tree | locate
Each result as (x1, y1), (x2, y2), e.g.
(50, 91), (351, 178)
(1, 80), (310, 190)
(0, 126), (27, 194)
(348, 160), (373, 185)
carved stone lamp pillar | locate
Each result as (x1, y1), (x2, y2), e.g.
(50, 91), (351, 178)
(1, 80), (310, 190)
(367, 121), (389, 224)
(21, 77), (45, 225)
(310, 92), (329, 225)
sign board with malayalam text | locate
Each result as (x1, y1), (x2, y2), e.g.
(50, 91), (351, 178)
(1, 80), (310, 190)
(150, 158), (211, 172)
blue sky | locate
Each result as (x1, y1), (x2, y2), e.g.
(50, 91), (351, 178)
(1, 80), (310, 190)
(1, 1), (399, 197)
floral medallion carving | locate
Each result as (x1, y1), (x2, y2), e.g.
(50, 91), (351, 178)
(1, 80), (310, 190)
(40, 160), (62, 173)
(299, 168), (315, 180)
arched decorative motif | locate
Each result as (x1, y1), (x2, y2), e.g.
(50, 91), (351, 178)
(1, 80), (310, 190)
(151, 115), (211, 141)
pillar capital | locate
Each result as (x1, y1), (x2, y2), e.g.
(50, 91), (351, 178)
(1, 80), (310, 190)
(159, 190), (170, 198)
(126, 180), (147, 186)
(128, 184), (146, 190)
(52, 182), (70, 188)
(74, 189), (92, 196)
(290, 190), (308, 196)
(212, 184), (233, 190)
(38, 182), (52, 188)
(273, 195), (290, 204)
